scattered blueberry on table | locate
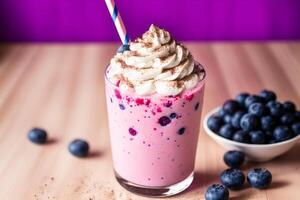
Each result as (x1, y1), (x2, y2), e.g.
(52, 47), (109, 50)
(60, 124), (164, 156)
(220, 168), (245, 190)
(247, 168), (272, 189)
(28, 128), (48, 144)
(223, 150), (245, 168)
(205, 184), (229, 200)
(68, 139), (90, 158)
(207, 89), (300, 144)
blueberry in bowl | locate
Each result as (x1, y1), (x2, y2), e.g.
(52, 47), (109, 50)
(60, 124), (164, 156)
(240, 113), (259, 132)
(207, 115), (224, 133)
(282, 101), (296, 113)
(231, 110), (246, 129)
(244, 95), (263, 108)
(235, 92), (249, 107)
(222, 100), (240, 115)
(258, 89), (276, 103)
(249, 130), (266, 144)
(267, 101), (284, 118)
(248, 103), (268, 117)
(203, 90), (300, 162)
(219, 124), (235, 140)
(232, 130), (250, 143)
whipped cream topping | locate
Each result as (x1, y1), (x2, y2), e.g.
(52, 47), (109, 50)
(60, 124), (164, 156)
(107, 24), (205, 96)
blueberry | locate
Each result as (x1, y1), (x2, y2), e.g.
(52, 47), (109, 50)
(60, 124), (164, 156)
(233, 130), (250, 143)
(28, 128), (48, 144)
(205, 184), (229, 200)
(169, 112), (177, 119)
(68, 139), (89, 157)
(158, 116), (171, 126)
(273, 126), (291, 142)
(231, 111), (246, 129)
(291, 123), (300, 135)
(245, 95), (263, 108)
(119, 104), (125, 110)
(280, 113), (295, 126)
(223, 151), (245, 168)
(218, 108), (227, 118)
(294, 111), (300, 121)
(220, 168), (245, 190)
(236, 92), (250, 107)
(264, 130), (273, 141)
(219, 124), (235, 139)
(261, 116), (276, 131)
(129, 127), (137, 136)
(268, 139), (277, 144)
(248, 103), (268, 117)
(247, 168), (272, 189)
(258, 89), (276, 102)
(178, 127), (185, 135)
(208, 116), (224, 132)
(223, 114), (232, 124)
(249, 130), (266, 144)
(117, 44), (130, 53)
(240, 113), (259, 132)
(267, 101), (284, 118)
(194, 102), (200, 111)
(282, 101), (296, 113)
(223, 100), (240, 115)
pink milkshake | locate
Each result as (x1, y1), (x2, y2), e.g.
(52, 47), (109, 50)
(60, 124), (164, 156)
(105, 25), (205, 197)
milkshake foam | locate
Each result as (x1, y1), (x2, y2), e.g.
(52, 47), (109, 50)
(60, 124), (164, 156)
(107, 24), (205, 96)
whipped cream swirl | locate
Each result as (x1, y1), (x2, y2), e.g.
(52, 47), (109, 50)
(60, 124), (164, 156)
(107, 24), (205, 96)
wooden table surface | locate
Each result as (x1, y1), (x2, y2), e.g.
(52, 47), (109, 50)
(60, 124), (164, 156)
(0, 42), (299, 200)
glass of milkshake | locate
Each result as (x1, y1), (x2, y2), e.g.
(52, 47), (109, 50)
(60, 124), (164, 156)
(105, 25), (206, 197)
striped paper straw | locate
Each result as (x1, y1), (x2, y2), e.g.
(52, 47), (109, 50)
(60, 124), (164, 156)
(105, 0), (130, 44)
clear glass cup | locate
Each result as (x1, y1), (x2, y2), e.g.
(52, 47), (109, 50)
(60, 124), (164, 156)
(105, 63), (206, 197)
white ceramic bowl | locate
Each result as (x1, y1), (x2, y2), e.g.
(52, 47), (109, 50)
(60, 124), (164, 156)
(203, 107), (300, 162)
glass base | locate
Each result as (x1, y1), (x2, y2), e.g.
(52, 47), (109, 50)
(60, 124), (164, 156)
(115, 171), (194, 197)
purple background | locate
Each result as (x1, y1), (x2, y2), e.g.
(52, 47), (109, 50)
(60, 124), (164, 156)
(1, 0), (300, 42)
